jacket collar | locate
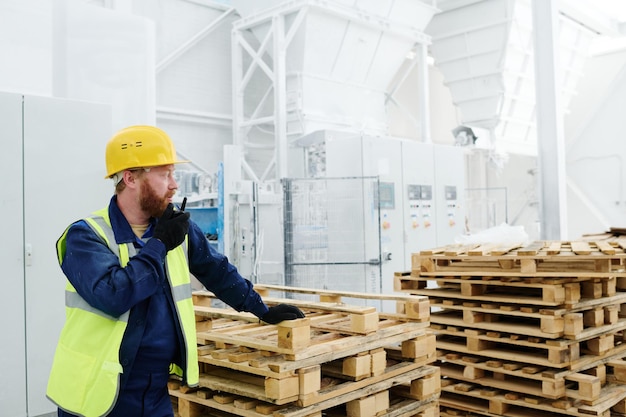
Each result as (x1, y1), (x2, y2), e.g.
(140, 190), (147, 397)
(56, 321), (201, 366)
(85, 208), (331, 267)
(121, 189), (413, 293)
(108, 195), (157, 245)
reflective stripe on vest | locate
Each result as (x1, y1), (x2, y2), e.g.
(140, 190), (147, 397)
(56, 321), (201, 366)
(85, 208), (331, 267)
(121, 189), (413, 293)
(47, 206), (198, 417)
(163, 248), (198, 386)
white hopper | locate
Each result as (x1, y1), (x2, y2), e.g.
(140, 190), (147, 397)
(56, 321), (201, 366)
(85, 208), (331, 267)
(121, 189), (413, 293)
(231, 0), (438, 137)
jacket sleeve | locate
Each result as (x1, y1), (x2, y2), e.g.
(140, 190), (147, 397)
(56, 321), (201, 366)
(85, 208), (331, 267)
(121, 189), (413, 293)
(60, 220), (168, 318)
(187, 221), (269, 318)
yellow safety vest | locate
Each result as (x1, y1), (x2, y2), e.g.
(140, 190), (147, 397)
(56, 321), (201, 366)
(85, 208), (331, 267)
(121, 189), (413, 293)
(47, 207), (199, 417)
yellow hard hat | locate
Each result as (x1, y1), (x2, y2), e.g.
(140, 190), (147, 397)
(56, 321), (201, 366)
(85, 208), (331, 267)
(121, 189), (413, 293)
(104, 125), (189, 178)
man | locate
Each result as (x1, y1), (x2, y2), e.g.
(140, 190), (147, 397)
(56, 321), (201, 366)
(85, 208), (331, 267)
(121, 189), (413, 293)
(47, 125), (304, 417)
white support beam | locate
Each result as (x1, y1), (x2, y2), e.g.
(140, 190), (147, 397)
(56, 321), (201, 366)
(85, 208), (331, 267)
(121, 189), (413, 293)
(532, 0), (568, 240)
(156, 7), (235, 74)
(232, 29), (246, 147)
(418, 43), (432, 143)
(273, 14), (288, 179)
(156, 106), (232, 127)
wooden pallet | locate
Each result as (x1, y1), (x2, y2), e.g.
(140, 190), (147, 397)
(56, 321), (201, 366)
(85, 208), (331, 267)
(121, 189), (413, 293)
(194, 311), (430, 361)
(428, 294), (626, 341)
(196, 329), (436, 377)
(253, 284), (431, 321)
(396, 273), (619, 307)
(195, 350), (437, 406)
(437, 354), (626, 403)
(176, 286), (438, 411)
(172, 392), (440, 417)
(433, 325), (626, 369)
(415, 240), (626, 268)
(195, 286), (431, 325)
(170, 365), (440, 417)
(418, 241), (622, 257)
(429, 307), (626, 341)
(192, 288), (430, 362)
(439, 378), (626, 417)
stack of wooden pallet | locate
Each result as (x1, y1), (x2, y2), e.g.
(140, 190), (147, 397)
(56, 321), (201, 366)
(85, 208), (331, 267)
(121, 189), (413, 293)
(394, 240), (626, 417)
(169, 285), (440, 417)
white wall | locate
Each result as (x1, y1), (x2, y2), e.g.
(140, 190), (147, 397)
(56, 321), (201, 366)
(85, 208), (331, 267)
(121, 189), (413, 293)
(56, 0), (156, 130)
(0, 0), (235, 182)
(0, 0), (154, 139)
(565, 48), (626, 238)
(0, 0), (53, 95)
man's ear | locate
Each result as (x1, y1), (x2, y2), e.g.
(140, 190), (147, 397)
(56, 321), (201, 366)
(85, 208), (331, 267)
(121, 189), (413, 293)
(123, 170), (138, 188)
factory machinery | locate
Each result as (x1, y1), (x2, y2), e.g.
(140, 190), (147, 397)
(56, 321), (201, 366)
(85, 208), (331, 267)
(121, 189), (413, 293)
(219, 133), (466, 312)
(212, 0), (467, 311)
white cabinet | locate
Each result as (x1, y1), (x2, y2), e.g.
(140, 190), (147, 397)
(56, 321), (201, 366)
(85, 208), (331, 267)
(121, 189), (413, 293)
(0, 92), (111, 416)
(0, 92), (28, 417)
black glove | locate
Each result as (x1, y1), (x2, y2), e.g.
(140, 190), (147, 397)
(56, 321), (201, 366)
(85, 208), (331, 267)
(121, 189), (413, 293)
(153, 204), (190, 251)
(261, 304), (305, 324)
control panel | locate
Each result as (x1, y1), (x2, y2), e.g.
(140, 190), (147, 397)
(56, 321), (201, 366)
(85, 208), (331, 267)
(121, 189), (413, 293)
(434, 145), (466, 245)
(407, 184), (434, 231)
(379, 182), (395, 232)
(444, 185), (458, 228)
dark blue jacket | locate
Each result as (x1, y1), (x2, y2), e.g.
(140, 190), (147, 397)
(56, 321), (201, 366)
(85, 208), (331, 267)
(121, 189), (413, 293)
(59, 196), (268, 392)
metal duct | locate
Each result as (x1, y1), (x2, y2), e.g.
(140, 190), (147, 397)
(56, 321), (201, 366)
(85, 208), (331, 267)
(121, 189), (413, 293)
(427, 0), (596, 155)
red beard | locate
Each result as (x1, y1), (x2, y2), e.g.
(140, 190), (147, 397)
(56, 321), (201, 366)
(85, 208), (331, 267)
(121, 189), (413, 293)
(139, 180), (172, 218)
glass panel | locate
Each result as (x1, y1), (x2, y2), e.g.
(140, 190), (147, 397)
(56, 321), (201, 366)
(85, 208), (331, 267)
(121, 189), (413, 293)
(283, 177), (381, 305)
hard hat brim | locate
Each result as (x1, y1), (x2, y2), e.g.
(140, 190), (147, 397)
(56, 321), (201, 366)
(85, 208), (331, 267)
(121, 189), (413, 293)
(105, 159), (190, 179)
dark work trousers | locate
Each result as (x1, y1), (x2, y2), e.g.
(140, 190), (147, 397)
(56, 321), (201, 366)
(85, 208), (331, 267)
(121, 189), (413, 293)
(57, 369), (173, 417)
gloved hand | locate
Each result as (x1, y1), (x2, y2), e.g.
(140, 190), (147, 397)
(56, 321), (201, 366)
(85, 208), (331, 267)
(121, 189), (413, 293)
(261, 304), (305, 324)
(153, 203), (190, 251)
